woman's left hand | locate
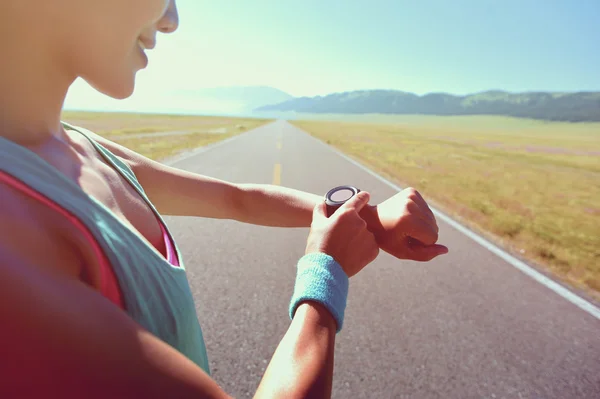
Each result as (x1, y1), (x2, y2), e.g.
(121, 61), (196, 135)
(364, 187), (449, 262)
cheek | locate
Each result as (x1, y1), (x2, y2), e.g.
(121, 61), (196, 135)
(63, 1), (169, 97)
(72, 32), (133, 74)
(73, 32), (140, 99)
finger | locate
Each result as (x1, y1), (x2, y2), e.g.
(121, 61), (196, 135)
(408, 243), (449, 262)
(367, 233), (380, 263)
(417, 210), (438, 235)
(412, 190), (437, 225)
(404, 217), (438, 246)
(407, 199), (439, 235)
(313, 199), (328, 220)
(340, 191), (370, 213)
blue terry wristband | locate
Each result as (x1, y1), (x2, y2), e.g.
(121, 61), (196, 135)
(289, 253), (349, 333)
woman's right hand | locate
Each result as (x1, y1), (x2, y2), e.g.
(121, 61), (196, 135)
(305, 191), (380, 278)
(255, 191), (381, 399)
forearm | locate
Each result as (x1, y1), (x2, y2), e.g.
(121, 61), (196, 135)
(236, 184), (321, 227)
(237, 184), (384, 235)
(255, 302), (336, 399)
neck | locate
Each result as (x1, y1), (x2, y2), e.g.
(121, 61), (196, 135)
(0, 32), (74, 145)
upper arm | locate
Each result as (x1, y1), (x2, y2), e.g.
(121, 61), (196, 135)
(0, 170), (230, 398)
(86, 132), (245, 219)
(0, 182), (84, 280)
(0, 247), (231, 398)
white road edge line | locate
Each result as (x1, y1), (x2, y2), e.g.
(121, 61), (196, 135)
(291, 121), (600, 320)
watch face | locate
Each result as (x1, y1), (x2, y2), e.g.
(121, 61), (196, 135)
(325, 186), (360, 206)
(330, 188), (355, 202)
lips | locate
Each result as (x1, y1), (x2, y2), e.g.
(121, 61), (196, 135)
(137, 38), (156, 51)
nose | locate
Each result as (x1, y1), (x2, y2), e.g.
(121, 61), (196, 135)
(157, 1), (179, 34)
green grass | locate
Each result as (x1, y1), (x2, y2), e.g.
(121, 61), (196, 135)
(291, 116), (600, 300)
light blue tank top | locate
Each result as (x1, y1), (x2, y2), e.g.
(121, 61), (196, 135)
(0, 123), (210, 374)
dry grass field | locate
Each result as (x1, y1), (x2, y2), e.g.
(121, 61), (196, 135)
(61, 111), (271, 161)
(291, 115), (600, 300)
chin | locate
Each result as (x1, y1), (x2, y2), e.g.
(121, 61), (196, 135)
(109, 87), (135, 100)
(87, 73), (137, 101)
(104, 80), (136, 100)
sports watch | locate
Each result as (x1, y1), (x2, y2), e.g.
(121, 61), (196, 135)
(324, 185), (361, 217)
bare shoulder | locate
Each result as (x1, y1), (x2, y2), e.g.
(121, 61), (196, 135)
(0, 182), (87, 282)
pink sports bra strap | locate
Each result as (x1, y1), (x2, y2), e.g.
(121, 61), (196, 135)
(0, 170), (125, 309)
(159, 221), (180, 267)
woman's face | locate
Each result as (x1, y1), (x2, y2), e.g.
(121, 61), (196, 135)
(38, 0), (179, 99)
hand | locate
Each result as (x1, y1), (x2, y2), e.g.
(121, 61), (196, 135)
(369, 187), (448, 262)
(305, 191), (379, 277)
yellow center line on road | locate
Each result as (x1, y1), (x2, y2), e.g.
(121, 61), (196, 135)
(273, 136), (282, 185)
(273, 163), (281, 185)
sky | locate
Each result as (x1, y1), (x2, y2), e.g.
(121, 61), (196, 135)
(64, 0), (600, 113)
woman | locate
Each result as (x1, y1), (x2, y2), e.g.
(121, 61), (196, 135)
(0, 1), (447, 397)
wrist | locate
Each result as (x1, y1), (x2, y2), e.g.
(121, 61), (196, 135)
(359, 204), (385, 241)
(289, 253), (349, 333)
(294, 302), (337, 332)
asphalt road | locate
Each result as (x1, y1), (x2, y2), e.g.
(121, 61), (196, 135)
(163, 120), (600, 399)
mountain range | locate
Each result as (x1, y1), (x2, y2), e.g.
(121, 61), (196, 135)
(63, 82), (600, 121)
(255, 89), (600, 122)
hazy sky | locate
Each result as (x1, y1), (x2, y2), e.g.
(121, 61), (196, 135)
(65, 0), (599, 112)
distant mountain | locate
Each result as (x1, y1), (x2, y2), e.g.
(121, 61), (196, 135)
(256, 90), (600, 122)
(171, 86), (294, 114)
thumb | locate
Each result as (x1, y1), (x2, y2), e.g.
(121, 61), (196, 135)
(409, 243), (449, 262)
(340, 191), (371, 213)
